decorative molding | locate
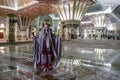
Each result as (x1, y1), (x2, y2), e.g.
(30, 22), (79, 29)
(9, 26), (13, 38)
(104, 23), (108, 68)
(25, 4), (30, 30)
(56, 0), (96, 22)
(90, 13), (107, 27)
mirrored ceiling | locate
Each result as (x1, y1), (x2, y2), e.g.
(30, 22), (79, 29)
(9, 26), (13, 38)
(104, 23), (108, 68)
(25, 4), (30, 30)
(0, 0), (119, 19)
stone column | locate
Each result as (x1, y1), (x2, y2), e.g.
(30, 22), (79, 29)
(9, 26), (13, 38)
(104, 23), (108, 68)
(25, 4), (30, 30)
(68, 26), (71, 40)
(64, 26), (69, 40)
(8, 16), (16, 42)
(26, 28), (29, 39)
(76, 26), (80, 39)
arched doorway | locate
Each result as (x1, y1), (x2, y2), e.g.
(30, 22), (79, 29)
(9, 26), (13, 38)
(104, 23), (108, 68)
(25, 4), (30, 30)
(0, 17), (8, 42)
(39, 15), (53, 29)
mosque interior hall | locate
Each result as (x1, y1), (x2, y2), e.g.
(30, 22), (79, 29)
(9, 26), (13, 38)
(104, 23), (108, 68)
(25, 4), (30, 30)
(0, 0), (120, 80)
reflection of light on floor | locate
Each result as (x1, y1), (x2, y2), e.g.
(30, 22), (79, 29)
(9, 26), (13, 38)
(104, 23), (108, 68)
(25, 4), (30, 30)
(3, 68), (11, 72)
(77, 48), (93, 54)
(82, 63), (95, 67)
(63, 46), (69, 51)
(104, 63), (111, 72)
(104, 63), (111, 68)
(94, 48), (106, 63)
(73, 59), (82, 65)
(17, 63), (32, 72)
(0, 50), (5, 54)
(0, 47), (5, 50)
(82, 60), (92, 63)
(81, 59), (111, 68)
(81, 49), (93, 54)
(0, 47), (5, 54)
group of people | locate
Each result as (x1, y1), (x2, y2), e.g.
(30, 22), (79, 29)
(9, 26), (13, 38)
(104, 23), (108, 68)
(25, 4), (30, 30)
(33, 23), (62, 72)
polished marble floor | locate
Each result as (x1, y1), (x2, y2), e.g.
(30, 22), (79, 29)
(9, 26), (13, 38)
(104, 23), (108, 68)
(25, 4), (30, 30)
(0, 40), (120, 80)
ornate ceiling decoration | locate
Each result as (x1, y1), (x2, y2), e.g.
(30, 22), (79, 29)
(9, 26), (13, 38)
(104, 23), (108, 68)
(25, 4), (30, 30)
(0, 8), (16, 17)
(0, 0), (39, 10)
(90, 14), (107, 27)
(0, 0), (94, 18)
(55, 0), (96, 23)
(17, 3), (55, 18)
(17, 15), (33, 28)
(0, 0), (96, 19)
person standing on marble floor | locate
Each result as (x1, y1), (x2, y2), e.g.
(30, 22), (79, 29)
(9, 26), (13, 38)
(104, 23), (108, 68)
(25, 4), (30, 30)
(33, 23), (62, 72)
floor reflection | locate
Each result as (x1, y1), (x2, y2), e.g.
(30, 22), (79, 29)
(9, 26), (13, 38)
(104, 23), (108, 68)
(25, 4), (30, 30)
(0, 44), (120, 80)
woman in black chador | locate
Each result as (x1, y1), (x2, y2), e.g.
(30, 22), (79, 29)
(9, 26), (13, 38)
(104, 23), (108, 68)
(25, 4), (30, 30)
(33, 23), (61, 72)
